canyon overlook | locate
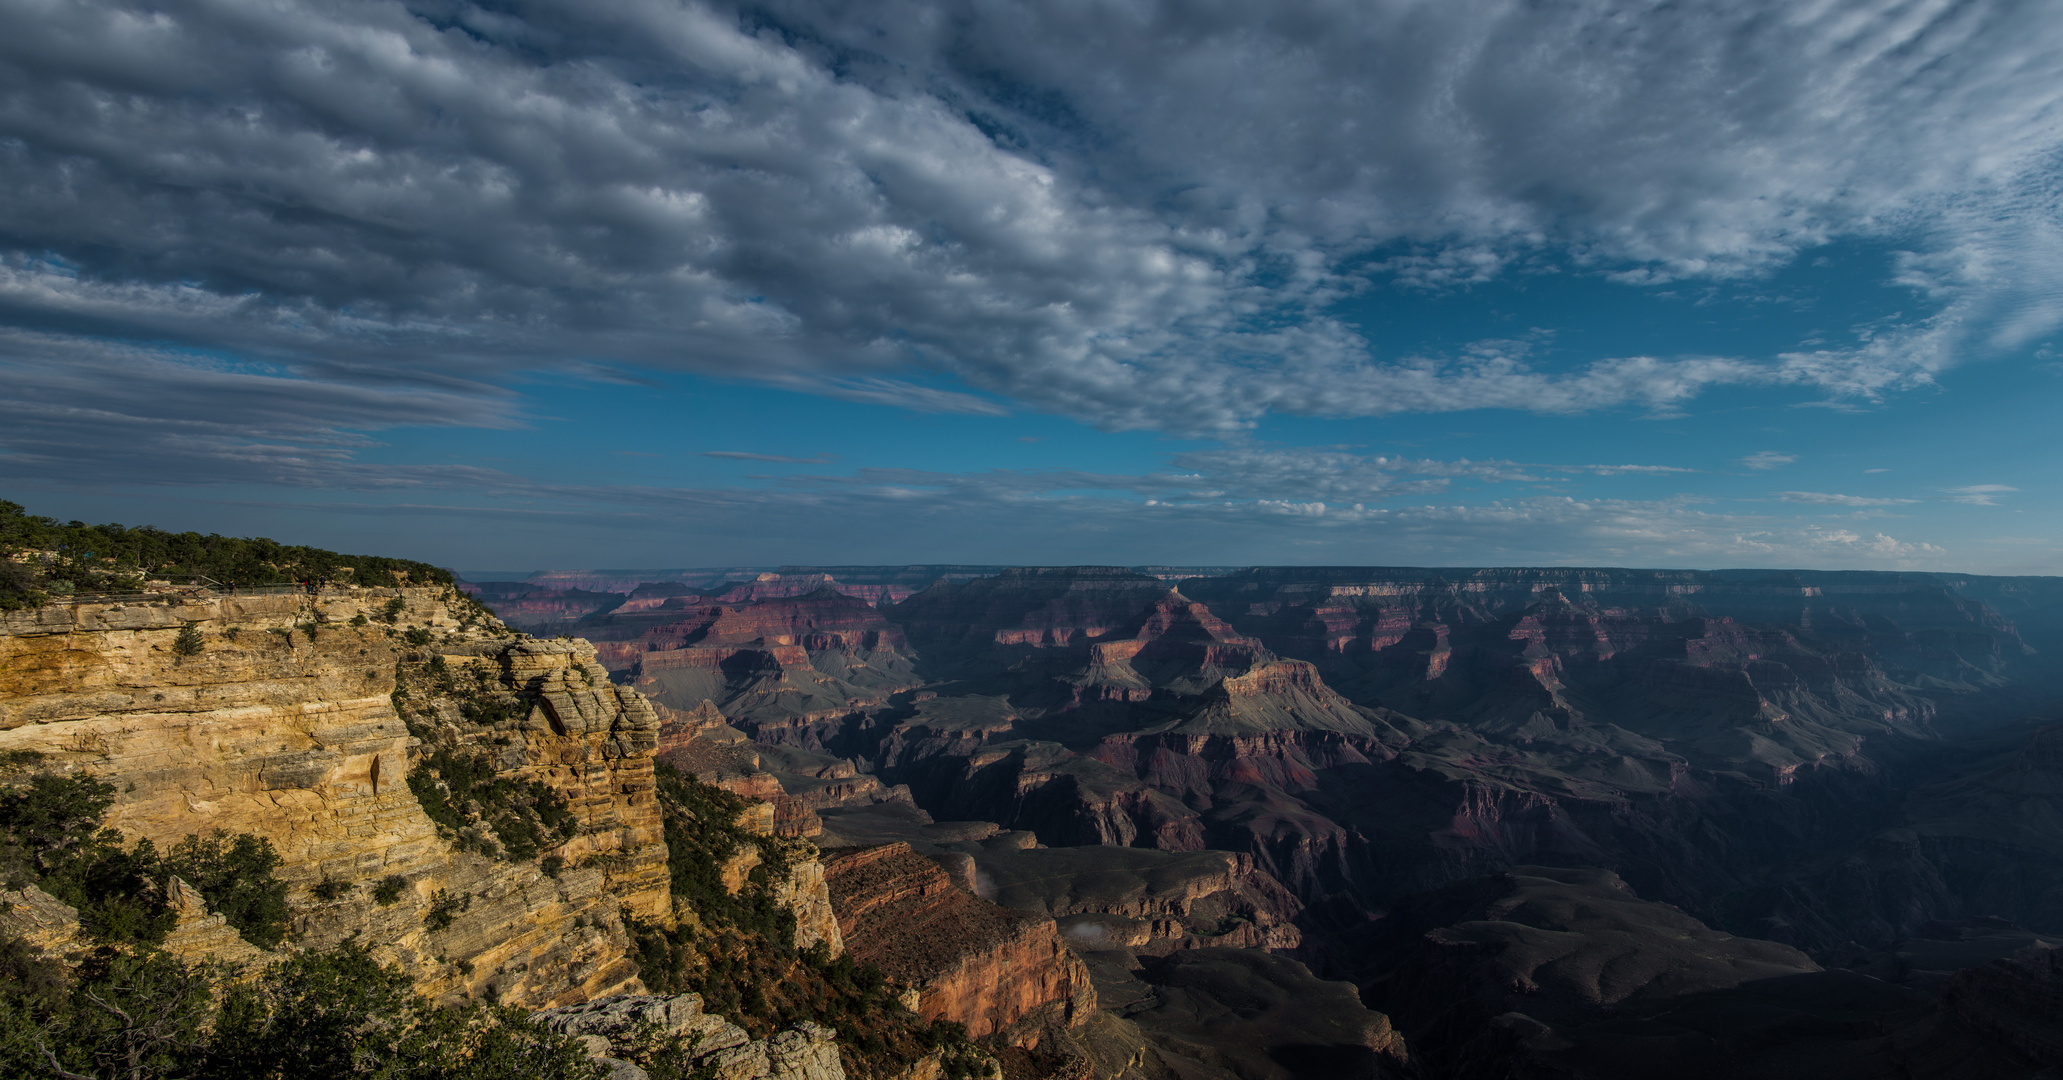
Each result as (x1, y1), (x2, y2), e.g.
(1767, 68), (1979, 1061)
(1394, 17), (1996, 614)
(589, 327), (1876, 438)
(9, 554), (2063, 1078)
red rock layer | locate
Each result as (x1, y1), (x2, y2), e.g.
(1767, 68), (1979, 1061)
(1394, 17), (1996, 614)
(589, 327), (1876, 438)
(822, 843), (1094, 1045)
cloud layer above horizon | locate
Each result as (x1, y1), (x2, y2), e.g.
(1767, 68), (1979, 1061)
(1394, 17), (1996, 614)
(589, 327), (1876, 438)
(2, 0), (2060, 570)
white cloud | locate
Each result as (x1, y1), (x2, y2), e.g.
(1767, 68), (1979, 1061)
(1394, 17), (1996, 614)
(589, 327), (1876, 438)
(1806, 528), (1947, 559)
(1741, 452), (1797, 470)
(1945, 484), (2019, 505)
(1777, 492), (1917, 507)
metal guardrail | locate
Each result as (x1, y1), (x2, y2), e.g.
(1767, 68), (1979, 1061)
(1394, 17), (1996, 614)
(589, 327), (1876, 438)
(52, 583), (321, 605)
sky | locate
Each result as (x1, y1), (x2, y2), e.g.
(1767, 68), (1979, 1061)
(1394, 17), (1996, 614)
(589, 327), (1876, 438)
(3, 0), (2063, 574)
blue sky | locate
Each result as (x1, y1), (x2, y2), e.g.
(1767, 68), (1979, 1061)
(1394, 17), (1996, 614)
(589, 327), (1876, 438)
(2, 1), (2060, 573)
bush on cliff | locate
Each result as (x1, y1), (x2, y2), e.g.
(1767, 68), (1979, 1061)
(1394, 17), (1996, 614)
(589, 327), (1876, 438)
(394, 656), (579, 865)
(0, 558), (46, 611)
(160, 832), (292, 949)
(0, 772), (174, 945)
(0, 771), (294, 948)
(0, 941), (606, 1080)
(0, 499), (453, 595)
(405, 747), (578, 863)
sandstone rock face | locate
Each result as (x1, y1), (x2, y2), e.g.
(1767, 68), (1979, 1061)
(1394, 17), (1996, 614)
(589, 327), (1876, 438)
(0, 885), (81, 960)
(162, 873), (267, 967)
(531, 992), (846, 1080)
(0, 588), (667, 1007)
(822, 843), (1094, 1045)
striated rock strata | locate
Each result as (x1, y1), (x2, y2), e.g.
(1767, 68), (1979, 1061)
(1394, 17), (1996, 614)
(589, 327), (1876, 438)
(822, 842), (1094, 1045)
(0, 588), (668, 1006)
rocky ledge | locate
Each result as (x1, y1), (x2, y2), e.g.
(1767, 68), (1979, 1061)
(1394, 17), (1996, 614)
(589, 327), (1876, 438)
(533, 992), (844, 1080)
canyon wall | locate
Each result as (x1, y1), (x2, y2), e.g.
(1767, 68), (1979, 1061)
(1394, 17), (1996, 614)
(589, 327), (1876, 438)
(822, 842), (1094, 1046)
(0, 587), (665, 1006)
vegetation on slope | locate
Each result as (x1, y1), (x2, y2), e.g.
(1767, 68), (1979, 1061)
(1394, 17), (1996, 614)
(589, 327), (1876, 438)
(0, 499), (452, 607)
(628, 763), (992, 1080)
(0, 942), (604, 1080)
(0, 753), (602, 1080)
(391, 655), (578, 864)
(0, 756), (288, 948)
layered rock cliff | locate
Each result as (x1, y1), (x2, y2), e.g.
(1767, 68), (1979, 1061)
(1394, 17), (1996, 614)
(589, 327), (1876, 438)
(822, 842), (1094, 1046)
(0, 586), (666, 1006)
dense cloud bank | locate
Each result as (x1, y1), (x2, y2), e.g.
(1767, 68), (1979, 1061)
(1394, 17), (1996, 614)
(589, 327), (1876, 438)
(3, 0), (2062, 440)
(0, 1), (2057, 570)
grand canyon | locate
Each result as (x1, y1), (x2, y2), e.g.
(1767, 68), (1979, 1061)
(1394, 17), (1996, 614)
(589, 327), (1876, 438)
(18, 512), (2063, 1078)
(119, 557), (2063, 1079)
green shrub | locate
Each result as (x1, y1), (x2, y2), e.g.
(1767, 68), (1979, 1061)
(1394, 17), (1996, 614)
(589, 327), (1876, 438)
(0, 558), (47, 611)
(425, 889), (471, 932)
(407, 748), (578, 865)
(0, 942), (606, 1080)
(373, 875), (407, 906)
(171, 624), (205, 658)
(404, 627), (434, 647)
(311, 876), (351, 902)
(161, 831), (291, 949)
(0, 772), (173, 944)
(0, 499), (454, 592)
(379, 597), (407, 625)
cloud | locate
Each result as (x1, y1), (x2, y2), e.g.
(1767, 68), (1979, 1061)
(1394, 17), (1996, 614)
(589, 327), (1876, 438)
(0, 0), (2057, 439)
(704, 452), (837, 465)
(1806, 528), (1947, 559)
(1945, 484), (2019, 505)
(1777, 492), (1917, 507)
(1741, 452), (1797, 471)
(0, 330), (519, 489)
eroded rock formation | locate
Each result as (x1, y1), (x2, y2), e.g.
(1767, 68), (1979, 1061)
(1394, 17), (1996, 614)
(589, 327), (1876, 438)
(822, 842), (1094, 1045)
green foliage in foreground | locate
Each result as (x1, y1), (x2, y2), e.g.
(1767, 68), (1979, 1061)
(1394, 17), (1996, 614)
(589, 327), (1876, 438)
(0, 769), (290, 948)
(0, 942), (606, 1080)
(0, 498), (452, 606)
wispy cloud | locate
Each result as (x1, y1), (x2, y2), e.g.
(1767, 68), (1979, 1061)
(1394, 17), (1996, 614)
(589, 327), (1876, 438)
(1778, 492), (1917, 507)
(704, 452), (837, 465)
(1945, 484), (2019, 505)
(1741, 452), (1797, 471)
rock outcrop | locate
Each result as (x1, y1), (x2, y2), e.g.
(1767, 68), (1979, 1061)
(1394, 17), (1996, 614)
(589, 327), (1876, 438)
(0, 587), (667, 1006)
(822, 842), (1094, 1045)
(971, 846), (1303, 956)
(585, 589), (922, 738)
(532, 992), (846, 1080)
